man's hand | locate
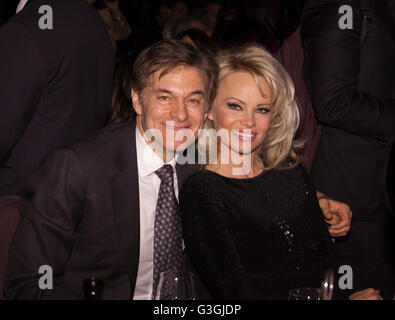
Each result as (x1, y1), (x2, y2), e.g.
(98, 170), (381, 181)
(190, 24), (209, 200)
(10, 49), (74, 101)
(349, 288), (383, 300)
(316, 191), (352, 237)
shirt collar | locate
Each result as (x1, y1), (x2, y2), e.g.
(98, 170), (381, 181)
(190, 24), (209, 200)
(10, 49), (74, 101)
(135, 125), (178, 178)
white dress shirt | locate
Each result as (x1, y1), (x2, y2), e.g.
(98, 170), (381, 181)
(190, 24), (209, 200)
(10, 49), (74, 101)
(133, 126), (179, 300)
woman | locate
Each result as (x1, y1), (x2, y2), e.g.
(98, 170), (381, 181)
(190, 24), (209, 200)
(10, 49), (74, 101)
(179, 46), (378, 300)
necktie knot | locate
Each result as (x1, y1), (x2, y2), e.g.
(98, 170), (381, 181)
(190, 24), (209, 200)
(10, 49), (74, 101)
(155, 164), (174, 183)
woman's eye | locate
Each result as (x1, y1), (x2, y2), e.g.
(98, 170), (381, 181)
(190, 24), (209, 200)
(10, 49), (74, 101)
(227, 103), (241, 110)
(256, 107), (271, 114)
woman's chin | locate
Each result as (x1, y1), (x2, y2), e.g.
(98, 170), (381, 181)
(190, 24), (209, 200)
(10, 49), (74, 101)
(230, 147), (253, 156)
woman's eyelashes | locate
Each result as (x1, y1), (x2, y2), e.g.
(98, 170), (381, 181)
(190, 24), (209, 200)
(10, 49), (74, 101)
(256, 106), (271, 114)
(227, 102), (271, 113)
(227, 102), (242, 110)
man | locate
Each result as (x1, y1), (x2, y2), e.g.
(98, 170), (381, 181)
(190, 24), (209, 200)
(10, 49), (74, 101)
(5, 40), (352, 300)
(0, 0), (114, 195)
(302, 0), (395, 299)
(4, 40), (217, 299)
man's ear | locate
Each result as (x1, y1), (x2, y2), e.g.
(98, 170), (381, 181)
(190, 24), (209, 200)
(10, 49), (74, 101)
(131, 89), (143, 116)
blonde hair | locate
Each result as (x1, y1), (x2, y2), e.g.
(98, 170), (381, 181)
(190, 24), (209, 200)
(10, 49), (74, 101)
(205, 46), (303, 170)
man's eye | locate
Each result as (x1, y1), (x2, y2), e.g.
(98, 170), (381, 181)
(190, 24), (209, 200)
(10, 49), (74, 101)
(159, 96), (169, 101)
(188, 98), (200, 104)
(227, 103), (241, 110)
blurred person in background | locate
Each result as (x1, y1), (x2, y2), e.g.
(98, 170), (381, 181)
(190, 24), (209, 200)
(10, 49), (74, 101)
(203, 1), (222, 36)
(107, 55), (135, 125)
(212, 13), (280, 53)
(0, 0), (114, 196)
(117, 1), (165, 58)
(162, 0), (190, 38)
(88, 0), (131, 51)
(154, 1), (172, 31)
(175, 28), (215, 54)
(216, 1), (243, 25)
(302, 0), (395, 299)
(0, 0), (114, 295)
(171, 15), (207, 38)
(172, 0), (190, 21)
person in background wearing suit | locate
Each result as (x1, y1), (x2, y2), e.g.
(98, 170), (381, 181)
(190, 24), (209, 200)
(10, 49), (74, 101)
(4, 39), (353, 300)
(0, 0), (114, 196)
(0, 0), (114, 297)
(302, 0), (395, 299)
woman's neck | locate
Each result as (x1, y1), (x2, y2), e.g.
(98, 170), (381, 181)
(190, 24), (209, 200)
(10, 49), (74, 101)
(205, 146), (264, 179)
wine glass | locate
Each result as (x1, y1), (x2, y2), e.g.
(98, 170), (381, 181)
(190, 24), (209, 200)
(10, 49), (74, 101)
(288, 287), (322, 300)
(154, 269), (197, 300)
(320, 269), (334, 300)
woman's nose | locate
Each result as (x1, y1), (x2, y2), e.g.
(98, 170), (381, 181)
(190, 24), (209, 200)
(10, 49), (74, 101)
(240, 112), (255, 128)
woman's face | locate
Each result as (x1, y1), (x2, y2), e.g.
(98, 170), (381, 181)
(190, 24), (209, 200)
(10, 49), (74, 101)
(208, 71), (273, 155)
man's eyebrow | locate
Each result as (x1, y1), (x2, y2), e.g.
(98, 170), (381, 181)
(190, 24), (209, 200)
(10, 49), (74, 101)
(189, 90), (205, 96)
(154, 88), (172, 94)
(153, 89), (205, 96)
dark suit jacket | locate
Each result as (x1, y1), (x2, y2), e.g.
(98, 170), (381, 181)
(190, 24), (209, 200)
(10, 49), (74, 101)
(4, 120), (206, 299)
(302, 0), (395, 221)
(0, 0), (114, 195)
(302, 0), (395, 298)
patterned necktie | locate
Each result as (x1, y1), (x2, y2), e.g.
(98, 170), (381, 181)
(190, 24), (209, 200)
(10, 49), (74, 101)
(152, 164), (183, 298)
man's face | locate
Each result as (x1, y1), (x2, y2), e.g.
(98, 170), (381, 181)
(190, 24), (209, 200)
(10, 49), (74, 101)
(132, 66), (208, 159)
(204, 2), (221, 32)
(172, 1), (189, 21)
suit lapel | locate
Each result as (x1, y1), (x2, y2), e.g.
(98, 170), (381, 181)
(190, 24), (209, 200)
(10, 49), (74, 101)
(110, 120), (140, 296)
(110, 121), (199, 296)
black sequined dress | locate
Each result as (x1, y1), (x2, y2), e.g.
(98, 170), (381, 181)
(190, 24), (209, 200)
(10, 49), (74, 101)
(180, 165), (337, 300)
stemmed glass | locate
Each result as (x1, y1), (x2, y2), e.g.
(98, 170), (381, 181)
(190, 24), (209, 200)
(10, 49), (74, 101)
(154, 269), (197, 300)
(288, 287), (322, 300)
(288, 269), (334, 300)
